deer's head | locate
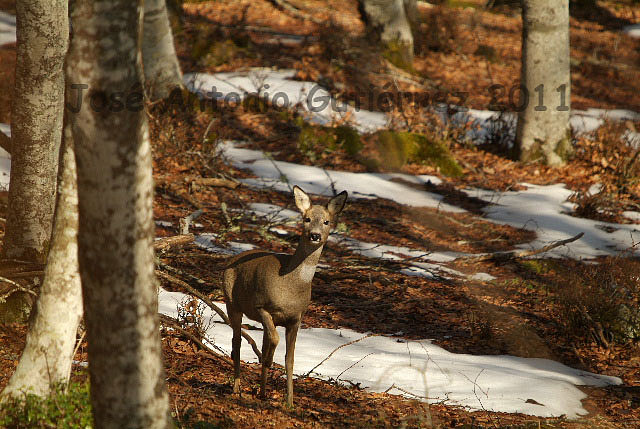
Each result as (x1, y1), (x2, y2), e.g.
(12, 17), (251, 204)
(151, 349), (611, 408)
(293, 186), (347, 247)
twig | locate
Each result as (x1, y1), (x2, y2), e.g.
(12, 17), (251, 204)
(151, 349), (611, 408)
(72, 329), (86, 362)
(159, 313), (232, 364)
(269, 0), (323, 24)
(0, 276), (37, 297)
(453, 232), (584, 264)
(336, 352), (373, 381)
(155, 269), (263, 362)
(301, 333), (374, 379)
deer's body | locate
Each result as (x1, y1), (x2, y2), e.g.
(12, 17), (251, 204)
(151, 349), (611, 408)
(224, 187), (347, 406)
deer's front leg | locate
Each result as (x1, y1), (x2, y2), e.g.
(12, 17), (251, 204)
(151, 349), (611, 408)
(285, 319), (301, 407)
(258, 309), (279, 399)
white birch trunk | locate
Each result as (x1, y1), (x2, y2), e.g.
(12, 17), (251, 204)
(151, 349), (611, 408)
(67, 1), (171, 427)
(3, 0), (67, 262)
(142, 0), (183, 101)
(1, 127), (82, 399)
(359, 0), (416, 66)
(516, 0), (571, 166)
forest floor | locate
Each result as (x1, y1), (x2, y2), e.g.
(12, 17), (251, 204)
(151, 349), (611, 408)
(1, 0), (640, 428)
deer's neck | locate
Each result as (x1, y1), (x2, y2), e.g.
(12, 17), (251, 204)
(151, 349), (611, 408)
(286, 238), (323, 283)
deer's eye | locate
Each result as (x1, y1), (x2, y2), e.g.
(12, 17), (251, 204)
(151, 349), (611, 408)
(323, 220), (330, 225)
(304, 217), (311, 223)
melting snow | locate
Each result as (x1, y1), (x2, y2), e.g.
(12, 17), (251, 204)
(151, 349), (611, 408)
(220, 141), (465, 212)
(623, 24), (640, 39)
(158, 288), (621, 418)
(465, 183), (640, 258)
(0, 12), (15, 46)
(183, 70), (387, 133)
(0, 123), (10, 190)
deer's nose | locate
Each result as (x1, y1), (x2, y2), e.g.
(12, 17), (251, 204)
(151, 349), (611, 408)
(309, 232), (321, 242)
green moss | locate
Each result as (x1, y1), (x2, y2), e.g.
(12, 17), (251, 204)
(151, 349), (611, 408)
(554, 130), (573, 162)
(382, 40), (414, 73)
(334, 126), (362, 156)
(0, 380), (93, 428)
(297, 121), (362, 162)
(375, 131), (463, 177)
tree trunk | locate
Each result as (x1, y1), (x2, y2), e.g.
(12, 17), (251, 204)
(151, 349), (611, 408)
(3, 0), (67, 263)
(358, 0), (416, 69)
(142, 0), (183, 101)
(1, 126), (82, 399)
(67, 1), (172, 427)
(515, 0), (571, 166)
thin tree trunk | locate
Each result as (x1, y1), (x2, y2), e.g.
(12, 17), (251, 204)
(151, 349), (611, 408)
(358, 0), (416, 68)
(1, 126), (82, 399)
(515, 0), (571, 166)
(67, 1), (171, 427)
(142, 0), (183, 101)
(3, 0), (67, 263)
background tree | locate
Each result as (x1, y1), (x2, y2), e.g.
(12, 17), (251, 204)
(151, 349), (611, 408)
(142, 0), (183, 101)
(2, 0), (67, 263)
(358, 0), (417, 69)
(67, 0), (172, 426)
(1, 128), (82, 399)
(515, 0), (571, 166)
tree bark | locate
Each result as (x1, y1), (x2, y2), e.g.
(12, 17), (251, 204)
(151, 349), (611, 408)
(358, 0), (416, 68)
(1, 125), (82, 399)
(515, 0), (571, 166)
(142, 0), (183, 101)
(3, 0), (67, 263)
(67, 1), (172, 427)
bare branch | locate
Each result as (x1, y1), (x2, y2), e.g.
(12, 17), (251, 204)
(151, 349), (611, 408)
(155, 269), (263, 362)
(454, 232), (584, 264)
(269, 0), (323, 25)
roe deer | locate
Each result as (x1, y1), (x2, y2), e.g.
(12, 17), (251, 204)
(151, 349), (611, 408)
(223, 186), (347, 406)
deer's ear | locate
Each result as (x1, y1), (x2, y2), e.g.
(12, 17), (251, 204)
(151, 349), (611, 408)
(293, 186), (311, 212)
(327, 191), (348, 217)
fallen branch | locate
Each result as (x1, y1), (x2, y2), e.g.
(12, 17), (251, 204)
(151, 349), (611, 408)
(156, 269), (263, 362)
(187, 177), (239, 190)
(269, 0), (323, 25)
(159, 313), (232, 364)
(301, 333), (374, 379)
(154, 234), (194, 252)
(454, 232), (585, 264)
(0, 276), (37, 297)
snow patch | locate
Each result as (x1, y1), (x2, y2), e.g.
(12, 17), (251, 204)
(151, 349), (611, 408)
(195, 233), (257, 254)
(158, 288), (621, 418)
(0, 12), (16, 46)
(465, 183), (640, 258)
(183, 70), (388, 133)
(220, 141), (466, 212)
(0, 123), (11, 190)
(623, 24), (640, 39)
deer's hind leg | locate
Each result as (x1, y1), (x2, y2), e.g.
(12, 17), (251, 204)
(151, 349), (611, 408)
(228, 307), (243, 395)
(258, 308), (279, 399)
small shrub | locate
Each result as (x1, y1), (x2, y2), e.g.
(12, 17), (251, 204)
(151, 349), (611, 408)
(554, 257), (640, 346)
(0, 381), (93, 428)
